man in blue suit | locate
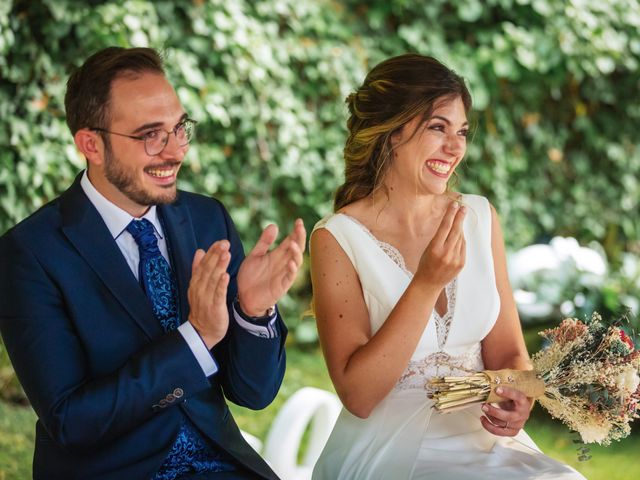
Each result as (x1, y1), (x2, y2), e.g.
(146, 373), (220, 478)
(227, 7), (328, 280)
(0, 47), (306, 479)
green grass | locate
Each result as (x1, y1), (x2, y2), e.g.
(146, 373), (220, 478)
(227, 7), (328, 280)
(2, 346), (640, 479)
(526, 409), (640, 480)
(0, 400), (36, 480)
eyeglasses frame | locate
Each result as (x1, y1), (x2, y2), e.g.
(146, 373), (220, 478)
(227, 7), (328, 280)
(89, 118), (197, 156)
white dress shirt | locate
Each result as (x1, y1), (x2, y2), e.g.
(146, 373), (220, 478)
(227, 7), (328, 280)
(80, 171), (276, 377)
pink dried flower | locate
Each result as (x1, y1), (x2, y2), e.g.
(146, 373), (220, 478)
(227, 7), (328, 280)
(619, 329), (634, 352)
(541, 318), (588, 343)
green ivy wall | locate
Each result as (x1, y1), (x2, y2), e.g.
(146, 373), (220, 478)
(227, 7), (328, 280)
(1, 0), (639, 340)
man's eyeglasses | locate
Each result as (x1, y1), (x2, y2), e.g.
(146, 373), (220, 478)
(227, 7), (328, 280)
(90, 118), (197, 156)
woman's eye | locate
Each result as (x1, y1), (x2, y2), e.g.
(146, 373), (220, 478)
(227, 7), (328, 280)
(428, 124), (445, 132)
(458, 129), (469, 137)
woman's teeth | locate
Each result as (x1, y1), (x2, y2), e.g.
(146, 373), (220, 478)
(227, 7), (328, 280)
(426, 161), (451, 174)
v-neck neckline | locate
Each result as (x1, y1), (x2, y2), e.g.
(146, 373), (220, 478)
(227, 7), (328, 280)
(338, 213), (413, 278)
(337, 212), (459, 336)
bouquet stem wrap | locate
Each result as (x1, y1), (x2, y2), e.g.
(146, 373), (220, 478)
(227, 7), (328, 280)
(484, 369), (545, 403)
(429, 369), (544, 411)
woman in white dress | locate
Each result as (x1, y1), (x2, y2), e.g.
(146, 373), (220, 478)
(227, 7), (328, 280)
(310, 54), (585, 479)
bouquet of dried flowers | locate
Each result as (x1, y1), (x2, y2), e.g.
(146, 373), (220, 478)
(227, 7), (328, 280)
(429, 312), (640, 445)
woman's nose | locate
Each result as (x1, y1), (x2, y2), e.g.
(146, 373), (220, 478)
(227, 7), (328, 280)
(443, 134), (465, 155)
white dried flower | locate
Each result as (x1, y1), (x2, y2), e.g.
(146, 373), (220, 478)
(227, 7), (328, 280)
(615, 366), (640, 396)
(579, 420), (611, 444)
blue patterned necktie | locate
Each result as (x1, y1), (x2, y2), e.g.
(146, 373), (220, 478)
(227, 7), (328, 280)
(126, 219), (236, 479)
(126, 219), (180, 332)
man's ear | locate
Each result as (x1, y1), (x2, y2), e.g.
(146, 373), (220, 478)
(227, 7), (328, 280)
(74, 129), (104, 168)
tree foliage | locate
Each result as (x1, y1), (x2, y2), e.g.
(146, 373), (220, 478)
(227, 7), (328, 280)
(1, 0), (639, 342)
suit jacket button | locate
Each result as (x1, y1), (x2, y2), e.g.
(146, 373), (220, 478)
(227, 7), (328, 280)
(159, 399), (168, 407)
(174, 388), (184, 398)
(166, 394), (176, 403)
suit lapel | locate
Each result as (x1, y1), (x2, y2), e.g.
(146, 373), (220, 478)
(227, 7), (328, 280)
(59, 176), (162, 339)
(159, 195), (196, 324)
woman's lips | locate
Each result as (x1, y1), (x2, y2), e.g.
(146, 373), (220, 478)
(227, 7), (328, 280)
(425, 160), (453, 178)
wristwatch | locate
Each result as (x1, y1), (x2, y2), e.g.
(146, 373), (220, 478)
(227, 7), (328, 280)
(234, 295), (276, 322)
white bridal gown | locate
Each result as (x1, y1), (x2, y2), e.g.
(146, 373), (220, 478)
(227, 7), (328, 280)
(312, 195), (585, 480)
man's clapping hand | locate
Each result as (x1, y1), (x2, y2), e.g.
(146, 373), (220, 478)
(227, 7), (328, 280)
(237, 218), (306, 317)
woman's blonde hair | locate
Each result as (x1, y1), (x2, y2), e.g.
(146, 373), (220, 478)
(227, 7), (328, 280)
(334, 54), (472, 211)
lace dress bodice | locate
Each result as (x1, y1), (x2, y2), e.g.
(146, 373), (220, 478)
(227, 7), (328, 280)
(314, 204), (495, 393)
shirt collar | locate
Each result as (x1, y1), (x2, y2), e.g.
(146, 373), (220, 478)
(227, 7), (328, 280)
(80, 170), (164, 240)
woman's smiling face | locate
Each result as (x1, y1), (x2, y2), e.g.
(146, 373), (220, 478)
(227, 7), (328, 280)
(387, 96), (468, 196)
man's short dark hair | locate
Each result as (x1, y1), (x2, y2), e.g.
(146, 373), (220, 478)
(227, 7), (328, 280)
(64, 47), (165, 135)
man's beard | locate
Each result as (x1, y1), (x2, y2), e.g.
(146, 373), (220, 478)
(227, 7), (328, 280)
(103, 141), (178, 207)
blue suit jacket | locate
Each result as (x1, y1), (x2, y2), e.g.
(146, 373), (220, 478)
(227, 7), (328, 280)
(0, 174), (286, 479)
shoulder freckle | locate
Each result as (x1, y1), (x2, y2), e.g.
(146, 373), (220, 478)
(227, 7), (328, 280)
(339, 314), (343, 318)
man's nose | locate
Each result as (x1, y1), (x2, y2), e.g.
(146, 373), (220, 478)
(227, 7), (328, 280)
(159, 131), (188, 160)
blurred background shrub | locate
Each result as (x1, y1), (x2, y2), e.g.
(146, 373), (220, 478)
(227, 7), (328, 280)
(509, 236), (639, 326)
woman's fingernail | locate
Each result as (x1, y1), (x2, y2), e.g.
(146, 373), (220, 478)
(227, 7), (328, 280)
(496, 387), (503, 395)
(482, 405), (489, 412)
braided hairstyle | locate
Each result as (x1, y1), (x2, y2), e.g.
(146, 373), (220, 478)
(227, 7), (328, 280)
(334, 54), (472, 211)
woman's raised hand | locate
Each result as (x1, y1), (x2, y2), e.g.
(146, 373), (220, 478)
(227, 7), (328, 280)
(414, 201), (466, 289)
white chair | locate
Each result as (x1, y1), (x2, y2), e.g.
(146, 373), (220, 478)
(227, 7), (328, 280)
(260, 386), (342, 480)
(241, 429), (264, 454)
